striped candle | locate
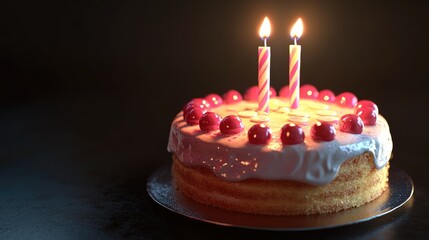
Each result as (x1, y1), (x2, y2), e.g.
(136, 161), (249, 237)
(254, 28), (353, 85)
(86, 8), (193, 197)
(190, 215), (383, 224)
(289, 18), (303, 110)
(289, 45), (301, 109)
(257, 17), (271, 114)
(258, 47), (271, 113)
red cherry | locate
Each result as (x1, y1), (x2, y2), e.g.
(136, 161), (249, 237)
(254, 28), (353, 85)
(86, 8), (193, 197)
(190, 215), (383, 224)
(318, 89), (336, 103)
(223, 90), (243, 104)
(356, 107), (377, 126)
(356, 100), (378, 114)
(186, 108), (206, 125)
(248, 124), (272, 144)
(335, 92), (358, 108)
(183, 103), (195, 120)
(219, 115), (244, 134)
(199, 112), (223, 131)
(244, 85), (258, 102)
(205, 93), (223, 108)
(339, 114), (364, 134)
(270, 87), (277, 97)
(311, 122), (336, 141)
(281, 123), (305, 145)
(182, 101), (193, 113)
(182, 98), (210, 120)
(192, 98), (211, 110)
(279, 85), (290, 98)
(300, 84), (319, 99)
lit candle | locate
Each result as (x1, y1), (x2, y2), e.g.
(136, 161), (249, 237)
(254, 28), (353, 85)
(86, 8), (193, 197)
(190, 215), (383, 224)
(289, 18), (303, 110)
(257, 17), (271, 114)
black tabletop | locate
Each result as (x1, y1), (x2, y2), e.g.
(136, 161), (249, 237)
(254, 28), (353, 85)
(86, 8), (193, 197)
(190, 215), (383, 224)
(2, 0), (429, 239)
(0, 92), (427, 239)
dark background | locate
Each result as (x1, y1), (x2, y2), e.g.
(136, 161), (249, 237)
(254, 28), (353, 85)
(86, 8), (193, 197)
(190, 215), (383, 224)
(1, 0), (428, 239)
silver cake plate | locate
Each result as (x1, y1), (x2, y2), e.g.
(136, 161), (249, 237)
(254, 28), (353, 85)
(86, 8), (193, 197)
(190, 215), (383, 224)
(146, 164), (414, 231)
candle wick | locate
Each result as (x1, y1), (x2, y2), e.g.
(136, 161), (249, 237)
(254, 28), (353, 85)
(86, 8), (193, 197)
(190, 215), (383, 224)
(294, 37), (297, 45)
(264, 37), (267, 47)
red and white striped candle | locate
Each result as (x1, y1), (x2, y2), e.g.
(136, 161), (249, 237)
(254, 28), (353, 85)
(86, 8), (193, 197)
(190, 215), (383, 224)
(289, 18), (303, 110)
(257, 17), (271, 114)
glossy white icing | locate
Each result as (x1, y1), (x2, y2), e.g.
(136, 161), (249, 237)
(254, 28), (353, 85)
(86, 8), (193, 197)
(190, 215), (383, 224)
(167, 98), (393, 185)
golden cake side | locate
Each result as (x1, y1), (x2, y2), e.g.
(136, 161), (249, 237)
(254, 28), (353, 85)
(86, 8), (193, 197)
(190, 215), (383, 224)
(172, 152), (389, 216)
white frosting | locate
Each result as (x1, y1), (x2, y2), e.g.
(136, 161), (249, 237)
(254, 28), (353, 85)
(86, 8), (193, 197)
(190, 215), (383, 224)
(167, 98), (393, 185)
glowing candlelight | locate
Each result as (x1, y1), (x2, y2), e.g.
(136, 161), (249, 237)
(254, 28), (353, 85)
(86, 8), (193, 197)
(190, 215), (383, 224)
(289, 18), (303, 110)
(257, 17), (271, 114)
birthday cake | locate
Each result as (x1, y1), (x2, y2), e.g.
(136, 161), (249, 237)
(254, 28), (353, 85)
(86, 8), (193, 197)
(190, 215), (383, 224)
(167, 84), (393, 215)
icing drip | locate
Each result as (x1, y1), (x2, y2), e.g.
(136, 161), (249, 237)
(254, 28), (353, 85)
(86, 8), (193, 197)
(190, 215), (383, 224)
(167, 98), (393, 185)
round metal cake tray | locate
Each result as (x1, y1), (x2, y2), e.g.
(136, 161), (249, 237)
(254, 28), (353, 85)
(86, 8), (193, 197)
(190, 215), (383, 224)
(146, 163), (413, 231)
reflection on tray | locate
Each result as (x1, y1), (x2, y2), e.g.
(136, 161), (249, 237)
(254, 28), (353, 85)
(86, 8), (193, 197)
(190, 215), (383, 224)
(147, 164), (413, 231)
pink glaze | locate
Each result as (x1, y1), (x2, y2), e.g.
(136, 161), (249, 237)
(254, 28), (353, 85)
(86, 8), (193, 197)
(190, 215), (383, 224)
(168, 97), (393, 185)
(300, 84), (319, 99)
(223, 90), (243, 104)
(318, 89), (335, 103)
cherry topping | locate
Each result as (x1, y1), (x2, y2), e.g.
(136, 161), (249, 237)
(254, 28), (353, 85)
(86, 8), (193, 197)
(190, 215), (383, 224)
(223, 90), (243, 104)
(182, 102), (196, 120)
(182, 98), (211, 120)
(318, 89), (336, 103)
(281, 123), (305, 145)
(186, 107), (206, 125)
(199, 112), (223, 131)
(335, 92), (358, 108)
(182, 101), (193, 113)
(205, 93), (223, 108)
(356, 107), (377, 126)
(279, 85), (290, 98)
(248, 123), (272, 144)
(220, 115), (244, 134)
(311, 122), (336, 141)
(244, 85), (258, 102)
(300, 84), (319, 99)
(191, 98), (211, 110)
(356, 100), (378, 114)
(339, 114), (364, 134)
(270, 87), (277, 97)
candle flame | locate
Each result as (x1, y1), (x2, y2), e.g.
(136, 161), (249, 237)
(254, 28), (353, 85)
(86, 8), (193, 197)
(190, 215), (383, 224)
(290, 18), (303, 39)
(259, 17), (271, 39)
